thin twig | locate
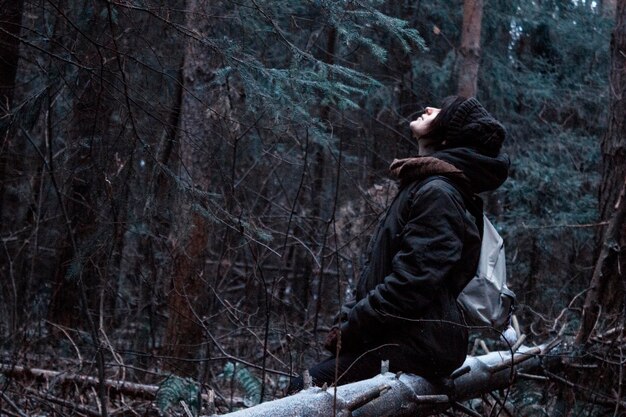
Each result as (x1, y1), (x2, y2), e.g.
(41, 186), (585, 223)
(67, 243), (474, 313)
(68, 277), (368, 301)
(0, 392), (28, 417)
(520, 221), (609, 230)
(24, 387), (101, 417)
(44, 321), (83, 367)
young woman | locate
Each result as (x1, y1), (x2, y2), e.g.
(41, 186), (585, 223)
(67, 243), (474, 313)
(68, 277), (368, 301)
(290, 96), (510, 391)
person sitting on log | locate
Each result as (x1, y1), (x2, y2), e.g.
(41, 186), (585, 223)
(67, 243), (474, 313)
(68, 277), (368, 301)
(289, 96), (510, 392)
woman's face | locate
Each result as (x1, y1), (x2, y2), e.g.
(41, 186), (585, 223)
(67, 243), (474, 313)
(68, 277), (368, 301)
(409, 107), (441, 138)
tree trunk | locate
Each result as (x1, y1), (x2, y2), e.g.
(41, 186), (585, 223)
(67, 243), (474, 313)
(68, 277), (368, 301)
(0, 0), (24, 330)
(576, 178), (626, 344)
(163, 212), (210, 376)
(130, 59), (184, 377)
(219, 346), (546, 417)
(46, 1), (117, 330)
(600, 0), (626, 221)
(162, 0), (223, 376)
(0, 0), (23, 110)
(592, 0), (626, 316)
(457, 0), (484, 98)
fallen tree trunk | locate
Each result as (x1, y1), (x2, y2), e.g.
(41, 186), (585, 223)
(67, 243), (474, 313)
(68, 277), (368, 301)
(218, 344), (549, 417)
(2, 344), (554, 416)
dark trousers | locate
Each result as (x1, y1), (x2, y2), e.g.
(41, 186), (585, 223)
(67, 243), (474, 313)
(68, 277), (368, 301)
(288, 344), (416, 393)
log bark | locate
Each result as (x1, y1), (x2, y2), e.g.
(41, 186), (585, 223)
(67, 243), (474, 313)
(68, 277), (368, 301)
(0, 362), (236, 405)
(0, 363), (162, 400)
(217, 345), (547, 417)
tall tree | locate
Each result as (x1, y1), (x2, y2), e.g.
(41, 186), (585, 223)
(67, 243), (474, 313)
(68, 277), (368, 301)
(0, 0), (24, 331)
(46, 1), (120, 330)
(457, 0), (484, 97)
(0, 0), (23, 111)
(599, 0), (626, 222)
(163, 0), (227, 376)
(577, 0), (626, 343)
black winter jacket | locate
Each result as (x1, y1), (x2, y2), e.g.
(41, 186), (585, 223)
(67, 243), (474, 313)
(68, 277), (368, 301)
(340, 147), (509, 378)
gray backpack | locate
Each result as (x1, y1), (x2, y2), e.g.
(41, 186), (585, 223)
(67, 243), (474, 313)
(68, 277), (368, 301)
(457, 214), (516, 336)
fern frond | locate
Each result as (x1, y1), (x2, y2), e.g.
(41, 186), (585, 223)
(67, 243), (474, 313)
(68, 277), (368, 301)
(156, 375), (199, 414)
(222, 362), (262, 406)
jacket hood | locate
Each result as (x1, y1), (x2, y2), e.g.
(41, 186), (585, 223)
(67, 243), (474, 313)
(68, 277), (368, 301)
(433, 147), (509, 193)
(390, 147), (509, 194)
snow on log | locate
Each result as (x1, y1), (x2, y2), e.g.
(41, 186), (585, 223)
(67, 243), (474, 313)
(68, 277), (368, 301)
(217, 345), (548, 417)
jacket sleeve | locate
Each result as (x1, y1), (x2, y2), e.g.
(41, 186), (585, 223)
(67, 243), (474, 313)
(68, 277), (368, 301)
(341, 182), (466, 348)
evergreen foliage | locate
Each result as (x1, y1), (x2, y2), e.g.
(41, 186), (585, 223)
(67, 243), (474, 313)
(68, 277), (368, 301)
(221, 362), (263, 406)
(500, 132), (600, 316)
(201, 0), (426, 140)
(156, 375), (200, 415)
(478, 1), (610, 324)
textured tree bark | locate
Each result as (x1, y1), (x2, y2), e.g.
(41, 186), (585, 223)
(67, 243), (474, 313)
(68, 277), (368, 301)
(591, 0), (626, 317)
(576, 178), (626, 344)
(163, 212), (211, 376)
(218, 346), (546, 417)
(600, 0), (626, 222)
(457, 0), (483, 98)
(162, 0), (221, 376)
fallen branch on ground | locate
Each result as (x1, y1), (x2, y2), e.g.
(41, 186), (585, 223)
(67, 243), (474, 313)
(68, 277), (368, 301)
(0, 363), (161, 399)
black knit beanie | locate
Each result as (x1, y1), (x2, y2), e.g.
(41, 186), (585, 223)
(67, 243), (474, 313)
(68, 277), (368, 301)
(444, 97), (506, 157)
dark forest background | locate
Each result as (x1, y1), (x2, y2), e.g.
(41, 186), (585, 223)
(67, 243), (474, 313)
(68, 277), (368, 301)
(1, 0), (625, 416)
